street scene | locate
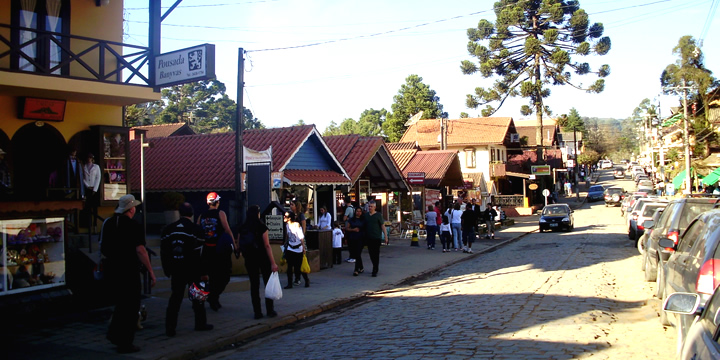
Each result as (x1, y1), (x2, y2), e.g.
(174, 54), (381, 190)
(1, 1), (719, 359)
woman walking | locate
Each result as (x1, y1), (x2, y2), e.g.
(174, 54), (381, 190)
(283, 210), (309, 288)
(446, 202), (462, 251)
(239, 205), (279, 319)
(346, 207), (366, 276)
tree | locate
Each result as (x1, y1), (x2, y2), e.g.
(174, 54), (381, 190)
(461, 0), (610, 147)
(294, 120), (306, 126)
(577, 149), (599, 166)
(460, 112), (470, 118)
(357, 108), (388, 137)
(383, 74), (447, 142)
(562, 108), (584, 132)
(157, 79), (227, 125)
(124, 101), (163, 127)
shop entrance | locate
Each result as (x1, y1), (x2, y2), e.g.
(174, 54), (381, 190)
(11, 123), (66, 200)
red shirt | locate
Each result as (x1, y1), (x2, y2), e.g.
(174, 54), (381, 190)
(434, 206), (442, 225)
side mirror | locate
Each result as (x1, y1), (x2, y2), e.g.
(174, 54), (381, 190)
(663, 292), (701, 315)
(644, 220), (654, 229)
(658, 238), (675, 249)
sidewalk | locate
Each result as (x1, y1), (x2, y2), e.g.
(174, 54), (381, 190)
(7, 210), (577, 360)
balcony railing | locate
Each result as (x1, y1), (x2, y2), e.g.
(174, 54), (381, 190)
(490, 162), (506, 178)
(495, 195), (525, 208)
(0, 23), (152, 86)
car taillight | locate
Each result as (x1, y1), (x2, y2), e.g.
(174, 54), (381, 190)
(638, 222), (644, 230)
(696, 259), (720, 295)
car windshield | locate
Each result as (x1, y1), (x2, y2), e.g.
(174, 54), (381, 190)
(542, 206), (569, 216)
(590, 186), (603, 192)
(642, 204), (666, 217)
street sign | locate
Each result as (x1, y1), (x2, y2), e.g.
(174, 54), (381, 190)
(542, 189), (550, 197)
(265, 215), (284, 240)
(154, 44), (216, 87)
(531, 165), (551, 176)
(407, 172), (425, 185)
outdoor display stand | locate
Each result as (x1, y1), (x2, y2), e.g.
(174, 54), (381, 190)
(305, 230), (332, 269)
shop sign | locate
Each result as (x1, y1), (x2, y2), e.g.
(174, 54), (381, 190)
(18, 97), (66, 121)
(272, 172), (283, 189)
(407, 172), (425, 185)
(265, 214), (284, 240)
(425, 189), (441, 209)
(531, 165), (551, 176)
(528, 183), (539, 190)
(154, 44), (216, 87)
(243, 146), (272, 171)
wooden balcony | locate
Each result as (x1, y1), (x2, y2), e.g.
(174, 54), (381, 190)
(490, 162), (506, 178)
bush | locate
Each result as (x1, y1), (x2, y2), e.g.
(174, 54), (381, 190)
(162, 192), (185, 211)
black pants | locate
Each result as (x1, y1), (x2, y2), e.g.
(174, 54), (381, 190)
(333, 247), (342, 264)
(367, 237), (381, 275)
(285, 250), (309, 286)
(206, 248), (231, 306)
(166, 273), (207, 331)
(243, 250), (274, 316)
(107, 272), (141, 347)
(349, 237), (364, 272)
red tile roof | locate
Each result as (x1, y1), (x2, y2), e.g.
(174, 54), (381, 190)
(514, 125), (556, 147)
(385, 142), (418, 151)
(325, 135), (382, 182)
(402, 150), (464, 188)
(283, 170), (350, 185)
(400, 117), (514, 148)
(130, 123), (194, 139)
(128, 125), (348, 192)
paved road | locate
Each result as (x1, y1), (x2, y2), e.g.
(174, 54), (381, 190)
(204, 174), (677, 360)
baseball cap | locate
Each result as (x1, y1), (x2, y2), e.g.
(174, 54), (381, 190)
(207, 192), (220, 204)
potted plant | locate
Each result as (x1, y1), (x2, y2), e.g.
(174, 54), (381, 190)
(162, 191), (185, 224)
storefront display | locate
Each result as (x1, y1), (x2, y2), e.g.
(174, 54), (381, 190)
(98, 126), (130, 203)
(1, 217), (66, 295)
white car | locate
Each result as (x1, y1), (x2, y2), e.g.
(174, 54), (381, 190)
(600, 160), (613, 169)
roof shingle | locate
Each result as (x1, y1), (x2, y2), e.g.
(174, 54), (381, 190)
(400, 117), (513, 148)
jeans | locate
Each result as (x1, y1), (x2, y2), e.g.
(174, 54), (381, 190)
(349, 237), (364, 272)
(425, 225), (437, 248)
(285, 250), (309, 286)
(451, 223), (462, 249)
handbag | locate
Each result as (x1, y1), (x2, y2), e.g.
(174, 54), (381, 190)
(265, 272), (283, 300)
(300, 254), (311, 274)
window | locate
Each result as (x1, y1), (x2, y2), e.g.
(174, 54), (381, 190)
(12, 0), (70, 74)
(464, 147), (476, 168)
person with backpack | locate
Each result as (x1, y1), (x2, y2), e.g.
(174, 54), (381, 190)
(197, 192), (235, 311)
(238, 205), (279, 319)
(160, 202), (213, 336)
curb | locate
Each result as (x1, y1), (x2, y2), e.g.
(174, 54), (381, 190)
(164, 228), (539, 360)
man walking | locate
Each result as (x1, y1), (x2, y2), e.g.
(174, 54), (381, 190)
(484, 203), (498, 239)
(197, 192), (235, 311)
(364, 201), (388, 277)
(102, 194), (156, 353)
(161, 202), (213, 337)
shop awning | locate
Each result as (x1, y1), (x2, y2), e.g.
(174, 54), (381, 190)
(673, 168), (694, 189)
(662, 113), (683, 127)
(702, 167), (720, 186)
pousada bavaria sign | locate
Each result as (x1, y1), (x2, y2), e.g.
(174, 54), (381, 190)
(154, 44), (215, 87)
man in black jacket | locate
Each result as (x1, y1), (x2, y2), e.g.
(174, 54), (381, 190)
(161, 202), (213, 337)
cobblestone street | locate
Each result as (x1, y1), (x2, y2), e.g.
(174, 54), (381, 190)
(205, 198), (677, 360)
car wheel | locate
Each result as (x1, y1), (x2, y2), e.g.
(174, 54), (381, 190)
(637, 236), (644, 255)
(643, 251), (657, 282)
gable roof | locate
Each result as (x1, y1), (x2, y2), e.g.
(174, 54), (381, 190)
(130, 123), (194, 139)
(324, 135), (409, 191)
(400, 117), (515, 148)
(514, 125), (556, 147)
(386, 142), (420, 170)
(128, 125), (349, 192)
(402, 150), (464, 188)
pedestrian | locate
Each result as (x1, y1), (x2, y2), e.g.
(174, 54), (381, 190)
(197, 192), (235, 312)
(434, 201), (443, 228)
(342, 196), (355, 263)
(445, 202), (462, 251)
(317, 205), (332, 230)
(346, 207), (366, 276)
(161, 202), (213, 336)
(290, 199), (307, 236)
(101, 194), (156, 354)
(424, 205), (437, 250)
(364, 200), (388, 277)
(461, 202), (477, 253)
(62, 148), (84, 199)
(440, 215), (452, 252)
(239, 204), (279, 319)
(83, 153), (101, 228)
(469, 198), (482, 237)
(332, 220), (344, 264)
(484, 204), (498, 239)
(283, 210), (309, 288)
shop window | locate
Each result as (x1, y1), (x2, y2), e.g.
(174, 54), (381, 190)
(12, 0), (71, 74)
(464, 147), (476, 168)
(98, 126), (129, 204)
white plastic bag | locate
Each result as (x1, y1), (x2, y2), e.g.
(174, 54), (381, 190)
(265, 271), (283, 300)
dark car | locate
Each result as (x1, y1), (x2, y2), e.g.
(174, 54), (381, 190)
(663, 290), (720, 360)
(587, 185), (605, 202)
(604, 186), (624, 207)
(538, 204), (574, 232)
(659, 209), (720, 336)
(642, 197), (717, 292)
(613, 167), (625, 179)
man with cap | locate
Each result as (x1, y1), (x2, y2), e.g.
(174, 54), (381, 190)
(101, 194), (156, 354)
(197, 192), (235, 311)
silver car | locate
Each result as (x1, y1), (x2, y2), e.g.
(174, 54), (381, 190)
(664, 290), (720, 360)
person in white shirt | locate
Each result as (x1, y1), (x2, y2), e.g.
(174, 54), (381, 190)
(445, 202), (463, 251)
(316, 205), (332, 230)
(83, 153), (102, 221)
(331, 221), (344, 265)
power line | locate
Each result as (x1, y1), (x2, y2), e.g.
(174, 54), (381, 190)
(124, 0), (280, 11)
(698, 0), (719, 47)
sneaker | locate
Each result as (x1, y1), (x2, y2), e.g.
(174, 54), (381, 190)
(454, 248), (458, 252)
(467, 249), (473, 254)
(293, 280), (301, 286)
(347, 258), (356, 263)
(431, 246), (435, 250)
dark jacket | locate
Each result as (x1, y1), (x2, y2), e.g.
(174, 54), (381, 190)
(160, 217), (207, 278)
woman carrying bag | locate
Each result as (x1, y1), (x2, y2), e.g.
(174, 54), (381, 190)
(283, 210), (309, 288)
(239, 205), (279, 320)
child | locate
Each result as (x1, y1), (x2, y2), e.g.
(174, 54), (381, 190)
(332, 221), (344, 265)
(440, 215), (452, 253)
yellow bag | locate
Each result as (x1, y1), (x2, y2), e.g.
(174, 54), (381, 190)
(300, 254), (311, 273)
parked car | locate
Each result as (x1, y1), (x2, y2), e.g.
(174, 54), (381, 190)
(637, 179), (654, 193)
(625, 198), (658, 238)
(538, 204), (574, 232)
(600, 160), (613, 169)
(637, 208), (664, 255)
(587, 185), (605, 202)
(613, 168), (625, 179)
(604, 187), (625, 207)
(622, 193), (646, 216)
(659, 208), (720, 334)
(663, 290), (720, 360)
(643, 197), (718, 290)
(629, 200), (667, 241)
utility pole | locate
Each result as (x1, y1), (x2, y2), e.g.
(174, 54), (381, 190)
(682, 79), (692, 194)
(236, 48), (246, 225)
(574, 126), (579, 201)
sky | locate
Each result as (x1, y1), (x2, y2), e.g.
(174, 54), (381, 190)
(123, 0), (720, 132)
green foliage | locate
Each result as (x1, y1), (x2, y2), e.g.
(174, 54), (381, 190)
(667, 149), (680, 162)
(383, 74), (447, 142)
(562, 108), (585, 132)
(459, 112), (469, 118)
(577, 149), (599, 166)
(124, 101), (163, 127)
(462, 0), (610, 146)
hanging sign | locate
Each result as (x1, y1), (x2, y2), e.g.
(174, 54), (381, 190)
(531, 165), (551, 176)
(154, 44), (216, 87)
(407, 172), (425, 185)
(243, 146), (272, 171)
(18, 97), (66, 121)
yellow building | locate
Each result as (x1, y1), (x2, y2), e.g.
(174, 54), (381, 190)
(0, 0), (161, 300)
